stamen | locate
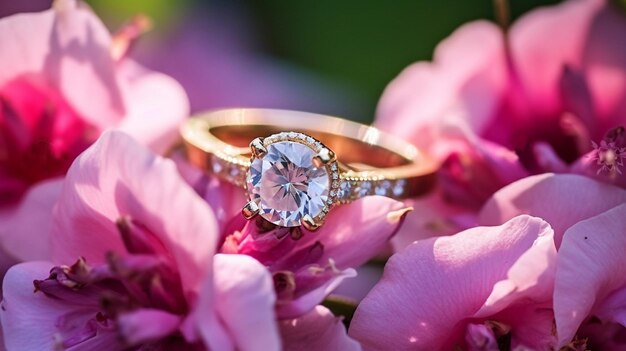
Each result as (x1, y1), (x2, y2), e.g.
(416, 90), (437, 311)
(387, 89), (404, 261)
(273, 271), (296, 300)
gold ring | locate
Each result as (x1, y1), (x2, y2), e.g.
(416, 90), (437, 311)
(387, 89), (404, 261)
(181, 108), (437, 230)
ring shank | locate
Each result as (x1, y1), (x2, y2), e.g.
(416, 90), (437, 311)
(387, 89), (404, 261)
(182, 108), (437, 200)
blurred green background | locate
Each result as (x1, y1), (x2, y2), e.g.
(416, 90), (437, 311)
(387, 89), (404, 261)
(87, 0), (561, 121)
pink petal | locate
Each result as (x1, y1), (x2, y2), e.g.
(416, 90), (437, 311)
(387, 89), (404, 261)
(280, 305), (361, 351)
(196, 254), (279, 351)
(582, 2), (626, 128)
(308, 196), (410, 269)
(510, 0), (626, 130)
(0, 0), (125, 129)
(349, 215), (555, 350)
(533, 142), (569, 173)
(0, 261), (122, 350)
(276, 266), (356, 319)
(116, 60), (189, 154)
(508, 0), (602, 116)
(438, 136), (528, 207)
(479, 173), (626, 247)
(332, 264), (384, 302)
(390, 190), (477, 251)
(554, 203), (626, 346)
(52, 131), (219, 295)
(375, 21), (507, 158)
(117, 309), (182, 346)
(171, 153), (246, 229)
(0, 178), (62, 261)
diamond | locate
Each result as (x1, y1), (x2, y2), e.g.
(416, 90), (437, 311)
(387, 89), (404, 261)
(355, 181), (372, 197)
(338, 181), (352, 199)
(211, 155), (224, 174)
(375, 180), (392, 196)
(229, 166), (241, 178)
(247, 140), (330, 227)
(393, 179), (406, 197)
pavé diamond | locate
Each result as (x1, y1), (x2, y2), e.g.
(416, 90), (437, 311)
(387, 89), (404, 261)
(247, 140), (330, 227)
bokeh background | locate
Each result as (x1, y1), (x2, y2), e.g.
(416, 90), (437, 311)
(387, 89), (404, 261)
(2, 0), (563, 123)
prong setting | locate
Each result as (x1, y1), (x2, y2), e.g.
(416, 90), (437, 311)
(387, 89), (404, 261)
(302, 214), (321, 231)
(312, 148), (336, 168)
(250, 137), (267, 158)
(242, 200), (260, 219)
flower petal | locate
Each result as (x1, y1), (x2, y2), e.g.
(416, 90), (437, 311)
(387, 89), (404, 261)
(375, 21), (507, 158)
(196, 253), (279, 351)
(0, 0), (126, 129)
(117, 309), (182, 346)
(0, 261), (122, 350)
(276, 266), (356, 319)
(280, 305), (361, 351)
(0, 178), (63, 261)
(116, 60), (189, 154)
(172, 153), (246, 229)
(52, 131), (219, 295)
(479, 173), (626, 247)
(310, 196), (409, 269)
(349, 215), (555, 350)
(554, 203), (626, 346)
(510, 0), (626, 128)
(390, 190), (477, 251)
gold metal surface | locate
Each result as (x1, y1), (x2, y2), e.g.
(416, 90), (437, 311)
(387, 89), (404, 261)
(181, 108), (438, 200)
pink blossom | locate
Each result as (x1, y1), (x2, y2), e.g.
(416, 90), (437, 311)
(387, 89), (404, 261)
(349, 215), (557, 350)
(479, 173), (626, 348)
(0, 0), (188, 261)
(375, 0), (626, 247)
(0, 132), (279, 350)
(219, 199), (410, 319)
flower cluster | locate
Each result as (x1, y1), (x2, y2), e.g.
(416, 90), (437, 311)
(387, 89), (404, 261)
(0, 0), (625, 350)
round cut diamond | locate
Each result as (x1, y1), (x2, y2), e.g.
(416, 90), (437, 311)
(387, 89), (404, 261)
(247, 140), (330, 227)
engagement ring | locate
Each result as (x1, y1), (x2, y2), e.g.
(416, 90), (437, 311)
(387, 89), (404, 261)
(181, 108), (437, 230)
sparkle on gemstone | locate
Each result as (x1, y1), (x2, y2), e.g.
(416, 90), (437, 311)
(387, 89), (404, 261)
(355, 181), (372, 197)
(375, 180), (392, 196)
(393, 179), (407, 197)
(247, 140), (330, 227)
(338, 181), (352, 199)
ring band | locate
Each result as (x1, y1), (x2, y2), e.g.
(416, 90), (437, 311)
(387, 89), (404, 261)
(181, 108), (437, 229)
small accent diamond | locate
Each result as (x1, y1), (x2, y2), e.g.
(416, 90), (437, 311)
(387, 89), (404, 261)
(392, 179), (407, 197)
(375, 180), (392, 196)
(355, 181), (372, 197)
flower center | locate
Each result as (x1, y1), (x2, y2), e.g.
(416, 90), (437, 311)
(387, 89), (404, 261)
(0, 76), (95, 205)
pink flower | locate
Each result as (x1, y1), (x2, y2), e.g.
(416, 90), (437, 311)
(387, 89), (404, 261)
(0, 132), (279, 350)
(349, 215), (557, 350)
(375, 0), (626, 247)
(0, 0), (188, 261)
(220, 199), (411, 319)
(480, 173), (626, 348)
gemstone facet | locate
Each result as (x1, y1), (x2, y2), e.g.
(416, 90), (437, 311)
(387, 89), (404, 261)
(247, 138), (331, 227)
